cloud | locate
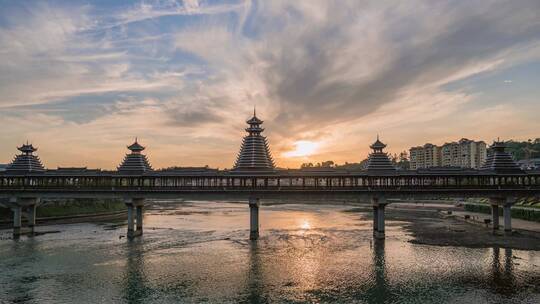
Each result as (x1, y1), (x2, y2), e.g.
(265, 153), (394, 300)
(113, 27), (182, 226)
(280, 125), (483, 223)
(0, 2), (191, 108)
(113, 0), (247, 28)
(171, 1), (540, 135)
(1, 0), (540, 169)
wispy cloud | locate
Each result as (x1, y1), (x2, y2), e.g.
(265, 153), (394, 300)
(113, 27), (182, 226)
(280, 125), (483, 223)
(114, 0), (248, 28)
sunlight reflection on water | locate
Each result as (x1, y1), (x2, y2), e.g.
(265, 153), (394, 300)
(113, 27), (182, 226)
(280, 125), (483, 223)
(1, 201), (539, 303)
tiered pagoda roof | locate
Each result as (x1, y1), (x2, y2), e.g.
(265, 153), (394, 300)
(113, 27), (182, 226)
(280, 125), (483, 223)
(481, 140), (522, 173)
(233, 109), (275, 171)
(365, 136), (396, 172)
(117, 138), (153, 174)
(6, 143), (46, 173)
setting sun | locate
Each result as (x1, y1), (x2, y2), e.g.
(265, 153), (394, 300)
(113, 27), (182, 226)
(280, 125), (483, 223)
(300, 219), (311, 230)
(283, 140), (320, 158)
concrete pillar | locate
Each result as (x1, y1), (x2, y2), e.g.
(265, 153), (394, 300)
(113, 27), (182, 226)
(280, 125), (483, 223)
(126, 198), (145, 238)
(249, 197), (260, 240)
(372, 196), (386, 239)
(372, 206), (379, 233)
(28, 204), (37, 234)
(126, 203), (135, 238)
(136, 205), (143, 235)
(8, 197), (40, 238)
(491, 204), (499, 231)
(12, 205), (22, 237)
(503, 204), (512, 233)
(377, 204), (386, 238)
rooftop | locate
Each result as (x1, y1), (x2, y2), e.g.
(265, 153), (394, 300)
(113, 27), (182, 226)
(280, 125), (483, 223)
(118, 139), (153, 173)
(18, 143), (38, 154)
(7, 143), (45, 173)
(369, 135), (387, 151)
(366, 136), (396, 173)
(481, 141), (522, 173)
(127, 138), (145, 153)
(234, 110), (275, 171)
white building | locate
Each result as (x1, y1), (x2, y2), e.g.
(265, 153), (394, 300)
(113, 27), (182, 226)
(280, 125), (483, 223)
(410, 138), (486, 169)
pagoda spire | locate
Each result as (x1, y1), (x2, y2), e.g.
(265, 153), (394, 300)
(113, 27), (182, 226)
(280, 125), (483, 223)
(481, 140), (522, 173)
(118, 138), (153, 173)
(365, 136), (396, 172)
(233, 110), (275, 171)
(18, 141), (38, 155)
(7, 142), (45, 173)
(127, 137), (145, 154)
(370, 135), (387, 154)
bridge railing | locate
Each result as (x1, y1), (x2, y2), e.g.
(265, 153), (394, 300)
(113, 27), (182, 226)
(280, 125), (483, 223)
(1, 173), (539, 192)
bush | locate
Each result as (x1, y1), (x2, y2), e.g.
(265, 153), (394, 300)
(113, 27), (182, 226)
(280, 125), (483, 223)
(36, 199), (125, 217)
(464, 202), (540, 223)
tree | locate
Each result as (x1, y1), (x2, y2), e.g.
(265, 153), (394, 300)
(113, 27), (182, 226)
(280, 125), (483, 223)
(301, 162), (314, 168)
(504, 138), (540, 160)
(320, 160), (335, 167)
(395, 150), (410, 170)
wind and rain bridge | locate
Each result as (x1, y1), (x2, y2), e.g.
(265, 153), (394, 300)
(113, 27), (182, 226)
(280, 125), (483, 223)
(1, 111), (539, 240)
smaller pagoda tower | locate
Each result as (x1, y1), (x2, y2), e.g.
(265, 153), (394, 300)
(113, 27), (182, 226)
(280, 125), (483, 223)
(481, 140), (522, 173)
(233, 108), (275, 171)
(6, 142), (46, 173)
(117, 138), (153, 173)
(365, 136), (396, 172)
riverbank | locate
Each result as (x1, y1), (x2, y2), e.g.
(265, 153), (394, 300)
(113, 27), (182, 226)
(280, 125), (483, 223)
(345, 205), (540, 251)
(0, 210), (127, 229)
(402, 210), (540, 251)
(0, 198), (127, 229)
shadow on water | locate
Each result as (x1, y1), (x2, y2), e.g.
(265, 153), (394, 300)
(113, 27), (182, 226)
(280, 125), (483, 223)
(489, 247), (517, 295)
(7, 238), (39, 304)
(241, 241), (269, 304)
(123, 238), (153, 304)
(365, 238), (392, 303)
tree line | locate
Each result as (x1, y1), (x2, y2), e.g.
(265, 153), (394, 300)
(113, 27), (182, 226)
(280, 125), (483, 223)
(300, 151), (410, 170)
(299, 138), (540, 170)
(505, 138), (540, 160)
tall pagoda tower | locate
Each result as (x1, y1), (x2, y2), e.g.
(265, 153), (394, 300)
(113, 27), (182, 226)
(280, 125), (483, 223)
(117, 139), (153, 173)
(481, 140), (522, 173)
(365, 136), (396, 172)
(233, 109), (275, 171)
(6, 142), (46, 173)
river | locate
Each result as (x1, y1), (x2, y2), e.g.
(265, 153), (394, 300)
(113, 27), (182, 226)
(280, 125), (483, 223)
(1, 201), (539, 303)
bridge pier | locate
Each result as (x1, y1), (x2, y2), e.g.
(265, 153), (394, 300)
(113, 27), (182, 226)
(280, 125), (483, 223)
(8, 197), (39, 238)
(372, 197), (387, 239)
(28, 204), (36, 234)
(491, 203), (500, 231)
(125, 198), (145, 239)
(372, 206), (379, 234)
(249, 197), (260, 240)
(12, 205), (22, 238)
(490, 197), (515, 234)
(503, 204), (512, 233)
(136, 204), (144, 234)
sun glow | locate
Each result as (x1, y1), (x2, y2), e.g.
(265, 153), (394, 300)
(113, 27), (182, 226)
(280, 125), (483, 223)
(283, 140), (320, 158)
(300, 219), (311, 230)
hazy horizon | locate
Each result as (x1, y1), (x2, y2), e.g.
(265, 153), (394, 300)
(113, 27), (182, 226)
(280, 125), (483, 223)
(1, 0), (539, 170)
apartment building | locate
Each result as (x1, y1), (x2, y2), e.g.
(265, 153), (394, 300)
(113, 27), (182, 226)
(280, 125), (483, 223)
(410, 138), (486, 169)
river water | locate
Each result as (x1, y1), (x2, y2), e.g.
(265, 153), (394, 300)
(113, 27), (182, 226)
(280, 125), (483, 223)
(1, 201), (539, 303)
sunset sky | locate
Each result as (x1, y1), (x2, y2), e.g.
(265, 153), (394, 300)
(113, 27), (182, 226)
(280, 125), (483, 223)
(1, 0), (539, 170)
